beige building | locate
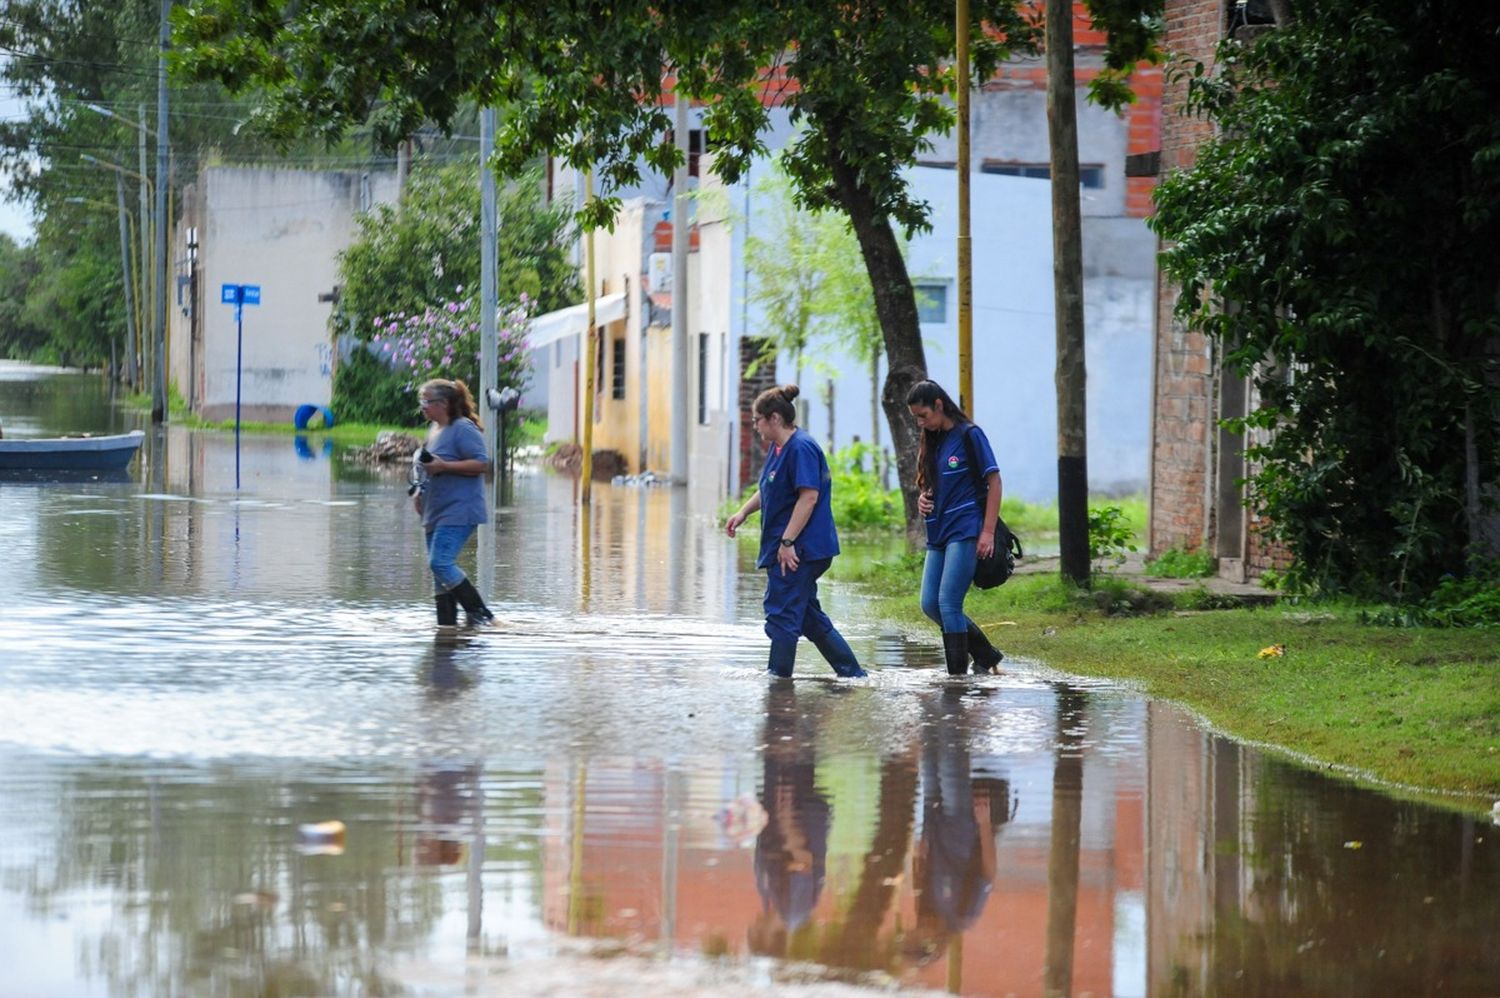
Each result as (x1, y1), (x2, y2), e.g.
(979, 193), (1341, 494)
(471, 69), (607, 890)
(170, 165), (399, 422)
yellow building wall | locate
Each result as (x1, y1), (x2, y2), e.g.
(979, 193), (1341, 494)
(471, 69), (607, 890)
(645, 324), (674, 473)
(586, 318), (638, 472)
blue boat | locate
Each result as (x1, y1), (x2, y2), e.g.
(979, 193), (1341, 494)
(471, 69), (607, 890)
(0, 430), (145, 471)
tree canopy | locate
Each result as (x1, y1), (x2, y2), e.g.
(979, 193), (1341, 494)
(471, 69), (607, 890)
(1151, 0), (1500, 598)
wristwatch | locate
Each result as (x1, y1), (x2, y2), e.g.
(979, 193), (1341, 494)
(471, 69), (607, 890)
(780, 537), (797, 547)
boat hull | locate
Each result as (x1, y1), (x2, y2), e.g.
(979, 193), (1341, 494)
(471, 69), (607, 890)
(0, 431), (145, 470)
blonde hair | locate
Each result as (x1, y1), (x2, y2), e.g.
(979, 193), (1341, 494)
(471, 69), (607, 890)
(419, 378), (484, 431)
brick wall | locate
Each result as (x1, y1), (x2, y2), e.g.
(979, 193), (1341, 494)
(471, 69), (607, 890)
(1148, 0), (1225, 556)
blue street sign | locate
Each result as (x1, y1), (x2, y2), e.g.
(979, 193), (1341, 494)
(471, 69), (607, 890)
(220, 283), (262, 306)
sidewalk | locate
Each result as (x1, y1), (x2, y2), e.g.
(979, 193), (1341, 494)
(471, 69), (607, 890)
(1014, 551), (1278, 605)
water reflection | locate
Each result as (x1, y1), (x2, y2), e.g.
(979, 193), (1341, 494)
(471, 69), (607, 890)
(2, 363), (1499, 996)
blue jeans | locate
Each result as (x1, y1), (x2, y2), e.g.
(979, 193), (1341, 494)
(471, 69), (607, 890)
(425, 524), (478, 594)
(921, 539), (977, 634)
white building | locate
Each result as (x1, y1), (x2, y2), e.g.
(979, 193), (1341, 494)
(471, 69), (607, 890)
(170, 166), (400, 422)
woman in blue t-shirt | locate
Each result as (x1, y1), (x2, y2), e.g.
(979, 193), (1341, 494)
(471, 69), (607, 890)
(724, 384), (866, 679)
(906, 380), (1005, 675)
(411, 378), (495, 629)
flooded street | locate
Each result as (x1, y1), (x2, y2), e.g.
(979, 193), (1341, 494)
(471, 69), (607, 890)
(2, 362), (1498, 997)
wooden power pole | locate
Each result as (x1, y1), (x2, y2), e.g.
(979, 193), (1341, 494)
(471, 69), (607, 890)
(1046, 0), (1090, 586)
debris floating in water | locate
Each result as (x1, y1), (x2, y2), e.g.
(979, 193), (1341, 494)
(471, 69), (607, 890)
(296, 820), (347, 855)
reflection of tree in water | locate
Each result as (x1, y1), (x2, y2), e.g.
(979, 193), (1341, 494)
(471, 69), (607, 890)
(11, 764), (431, 995)
(1167, 749), (1500, 997)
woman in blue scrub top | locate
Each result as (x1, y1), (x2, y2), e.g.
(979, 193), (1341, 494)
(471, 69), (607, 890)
(906, 380), (1005, 676)
(724, 384), (866, 679)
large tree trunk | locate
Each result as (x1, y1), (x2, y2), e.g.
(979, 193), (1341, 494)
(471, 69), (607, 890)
(826, 152), (928, 539)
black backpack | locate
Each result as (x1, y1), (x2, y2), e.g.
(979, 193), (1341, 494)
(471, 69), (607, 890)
(962, 425), (1023, 589)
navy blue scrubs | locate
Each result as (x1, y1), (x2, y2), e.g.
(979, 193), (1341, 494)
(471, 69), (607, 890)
(758, 429), (840, 645)
(923, 424), (999, 548)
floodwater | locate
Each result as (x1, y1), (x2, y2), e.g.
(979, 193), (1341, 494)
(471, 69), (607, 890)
(1, 361), (1497, 998)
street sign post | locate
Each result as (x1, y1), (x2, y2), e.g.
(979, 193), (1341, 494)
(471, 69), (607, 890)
(221, 283), (262, 488)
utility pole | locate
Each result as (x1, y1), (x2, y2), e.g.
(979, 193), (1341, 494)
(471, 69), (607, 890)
(581, 169), (598, 505)
(956, 0), (974, 414)
(152, 0), (170, 424)
(113, 175), (138, 391)
(670, 91), (690, 483)
(479, 107), (499, 489)
(138, 104), (151, 395)
(1046, 0), (1090, 586)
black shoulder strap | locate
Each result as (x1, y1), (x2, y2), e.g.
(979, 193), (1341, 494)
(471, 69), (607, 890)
(962, 423), (987, 493)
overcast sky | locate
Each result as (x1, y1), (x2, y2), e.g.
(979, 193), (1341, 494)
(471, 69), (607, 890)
(2, 83), (39, 243)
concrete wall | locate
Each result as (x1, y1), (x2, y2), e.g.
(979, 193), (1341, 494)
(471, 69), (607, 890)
(175, 166), (398, 423)
(768, 167), (1156, 504)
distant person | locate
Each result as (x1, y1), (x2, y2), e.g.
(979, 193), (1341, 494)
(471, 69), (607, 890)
(725, 384), (866, 678)
(411, 378), (495, 629)
(906, 380), (1005, 675)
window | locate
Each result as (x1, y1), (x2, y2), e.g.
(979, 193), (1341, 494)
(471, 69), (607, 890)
(914, 283), (949, 324)
(697, 332), (710, 425)
(611, 336), (626, 400)
(981, 160), (1105, 189)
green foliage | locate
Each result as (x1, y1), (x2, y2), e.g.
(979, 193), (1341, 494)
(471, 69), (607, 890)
(1146, 546), (1216, 579)
(1087, 504), (1139, 572)
(1151, 0), (1500, 601)
(0, 0), (381, 370)
(720, 441), (903, 534)
(828, 442), (903, 531)
(334, 161), (577, 336)
(1363, 563), (1500, 628)
(330, 160), (575, 427)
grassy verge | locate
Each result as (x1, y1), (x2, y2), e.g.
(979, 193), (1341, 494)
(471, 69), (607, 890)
(844, 556), (1500, 806)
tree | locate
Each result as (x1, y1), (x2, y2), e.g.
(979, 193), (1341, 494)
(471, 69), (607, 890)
(0, 0), (384, 373)
(172, 0), (1159, 528)
(331, 159), (579, 426)
(742, 167), (832, 411)
(1151, 0), (1500, 598)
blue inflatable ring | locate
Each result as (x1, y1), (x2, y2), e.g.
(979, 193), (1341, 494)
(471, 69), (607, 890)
(294, 403), (336, 430)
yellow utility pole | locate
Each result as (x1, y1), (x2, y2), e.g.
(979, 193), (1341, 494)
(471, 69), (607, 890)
(956, 0), (974, 414)
(581, 169), (598, 505)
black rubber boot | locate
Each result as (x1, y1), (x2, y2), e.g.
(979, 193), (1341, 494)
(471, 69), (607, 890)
(966, 621), (1004, 674)
(450, 578), (495, 626)
(434, 592), (458, 627)
(941, 631), (969, 676)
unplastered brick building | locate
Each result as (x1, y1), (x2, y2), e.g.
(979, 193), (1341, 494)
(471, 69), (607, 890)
(1148, 0), (1291, 582)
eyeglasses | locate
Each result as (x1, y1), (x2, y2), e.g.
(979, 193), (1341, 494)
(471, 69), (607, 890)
(418, 397), (439, 407)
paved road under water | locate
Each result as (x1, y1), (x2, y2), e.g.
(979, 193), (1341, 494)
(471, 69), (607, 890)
(1, 362), (1497, 997)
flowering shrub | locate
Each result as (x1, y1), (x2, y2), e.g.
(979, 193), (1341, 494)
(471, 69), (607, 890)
(368, 287), (533, 401)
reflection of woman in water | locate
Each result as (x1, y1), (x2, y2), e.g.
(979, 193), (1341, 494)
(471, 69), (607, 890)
(749, 684), (831, 956)
(906, 688), (1013, 964)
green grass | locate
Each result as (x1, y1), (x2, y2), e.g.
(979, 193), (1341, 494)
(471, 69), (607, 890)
(844, 557), (1500, 806)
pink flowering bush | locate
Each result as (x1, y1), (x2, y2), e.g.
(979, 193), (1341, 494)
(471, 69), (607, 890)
(368, 289), (533, 402)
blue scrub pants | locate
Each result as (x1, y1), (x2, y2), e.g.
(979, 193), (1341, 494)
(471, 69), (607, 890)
(763, 557), (864, 678)
(920, 538), (978, 634)
(425, 524), (478, 594)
